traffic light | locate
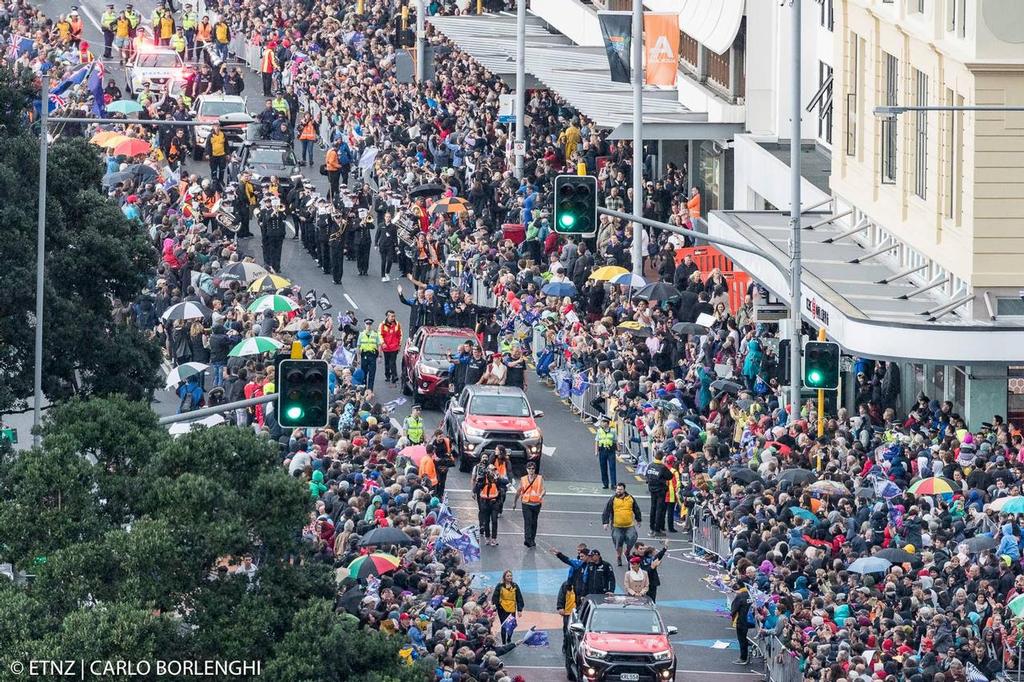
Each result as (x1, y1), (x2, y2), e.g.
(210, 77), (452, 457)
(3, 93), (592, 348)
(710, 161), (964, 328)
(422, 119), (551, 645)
(802, 341), (840, 390)
(776, 339), (791, 386)
(553, 174), (597, 237)
(278, 359), (329, 428)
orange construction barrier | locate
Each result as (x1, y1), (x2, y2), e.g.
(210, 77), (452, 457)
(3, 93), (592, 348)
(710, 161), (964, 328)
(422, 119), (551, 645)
(673, 245), (750, 313)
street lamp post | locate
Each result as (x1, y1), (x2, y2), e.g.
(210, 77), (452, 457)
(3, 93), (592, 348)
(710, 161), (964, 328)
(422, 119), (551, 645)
(416, 0), (426, 83)
(630, 0), (643, 278)
(514, 0), (526, 180)
(788, 0), (803, 416)
(31, 106), (253, 446)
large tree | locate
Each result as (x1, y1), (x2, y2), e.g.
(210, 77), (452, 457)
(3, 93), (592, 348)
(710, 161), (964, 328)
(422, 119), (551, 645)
(0, 68), (161, 417)
(0, 398), (430, 681)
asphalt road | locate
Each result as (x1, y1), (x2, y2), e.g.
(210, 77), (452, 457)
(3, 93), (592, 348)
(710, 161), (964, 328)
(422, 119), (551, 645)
(31, 1), (762, 678)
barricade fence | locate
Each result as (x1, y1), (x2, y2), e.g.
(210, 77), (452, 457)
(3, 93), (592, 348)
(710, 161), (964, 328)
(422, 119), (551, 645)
(690, 504), (732, 561)
(759, 632), (802, 682)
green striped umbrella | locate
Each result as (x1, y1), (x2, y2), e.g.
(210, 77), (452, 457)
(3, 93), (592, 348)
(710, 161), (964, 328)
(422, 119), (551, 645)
(228, 336), (283, 357)
(247, 294), (299, 313)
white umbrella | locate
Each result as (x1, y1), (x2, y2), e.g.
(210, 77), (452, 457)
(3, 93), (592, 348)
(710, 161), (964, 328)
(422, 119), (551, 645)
(161, 301), (213, 322)
(164, 362), (209, 388)
(167, 413), (226, 436)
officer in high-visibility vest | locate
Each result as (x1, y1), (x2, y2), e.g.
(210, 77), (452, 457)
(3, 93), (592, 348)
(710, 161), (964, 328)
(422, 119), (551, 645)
(170, 27), (186, 59)
(180, 3), (197, 60)
(513, 461), (545, 548)
(260, 44), (277, 96)
(124, 4), (140, 32)
(100, 3), (117, 58)
(150, 7), (164, 44)
(357, 318), (381, 390)
(595, 415), (617, 489)
(68, 10), (84, 47)
(403, 405), (424, 445)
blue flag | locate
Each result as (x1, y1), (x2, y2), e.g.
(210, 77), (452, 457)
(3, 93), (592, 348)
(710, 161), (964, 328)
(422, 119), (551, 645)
(501, 614), (517, 640)
(52, 64), (90, 95)
(87, 63), (105, 117)
(10, 35), (35, 58)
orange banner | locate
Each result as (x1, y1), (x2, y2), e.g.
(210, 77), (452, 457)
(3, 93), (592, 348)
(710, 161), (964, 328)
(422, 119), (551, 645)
(644, 13), (679, 86)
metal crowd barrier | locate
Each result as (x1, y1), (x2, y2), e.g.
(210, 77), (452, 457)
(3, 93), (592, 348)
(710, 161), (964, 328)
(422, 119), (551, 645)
(471, 277), (496, 308)
(759, 633), (802, 682)
(690, 504), (732, 561)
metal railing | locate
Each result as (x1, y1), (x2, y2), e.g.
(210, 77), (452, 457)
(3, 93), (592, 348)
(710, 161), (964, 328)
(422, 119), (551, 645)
(759, 632), (802, 682)
(690, 504), (732, 561)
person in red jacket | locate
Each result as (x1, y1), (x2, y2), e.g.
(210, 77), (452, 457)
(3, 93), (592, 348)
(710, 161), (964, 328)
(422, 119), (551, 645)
(379, 310), (403, 384)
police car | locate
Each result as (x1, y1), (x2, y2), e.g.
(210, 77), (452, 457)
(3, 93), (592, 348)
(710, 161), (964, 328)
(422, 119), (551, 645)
(124, 46), (186, 97)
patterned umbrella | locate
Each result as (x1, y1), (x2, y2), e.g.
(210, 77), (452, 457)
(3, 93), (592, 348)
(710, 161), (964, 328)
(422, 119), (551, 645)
(228, 336), (283, 357)
(907, 477), (955, 496)
(807, 480), (849, 496)
(990, 496), (1024, 514)
(216, 262), (268, 284)
(164, 362), (209, 388)
(248, 274), (292, 293)
(430, 196), (468, 214)
(160, 301), (213, 322)
(347, 552), (400, 579)
(248, 294), (299, 313)
(610, 272), (647, 288)
(588, 265), (629, 281)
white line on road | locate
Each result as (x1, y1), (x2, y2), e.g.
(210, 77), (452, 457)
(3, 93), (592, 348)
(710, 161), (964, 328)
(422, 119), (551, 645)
(446, 488), (651, 500)
(493, 530), (674, 542)
(344, 293), (359, 310)
(452, 506), (602, 515)
(542, 445), (556, 457)
(78, 4), (104, 32)
(503, 666), (758, 677)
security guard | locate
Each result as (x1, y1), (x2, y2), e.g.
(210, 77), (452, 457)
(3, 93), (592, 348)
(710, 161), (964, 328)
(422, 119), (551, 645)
(260, 44), (277, 96)
(68, 9), (84, 46)
(357, 318), (382, 390)
(180, 3), (197, 60)
(594, 415), (617, 489)
(513, 461), (545, 548)
(100, 3), (117, 58)
(403, 405), (424, 445)
(195, 15), (212, 58)
(170, 27), (186, 59)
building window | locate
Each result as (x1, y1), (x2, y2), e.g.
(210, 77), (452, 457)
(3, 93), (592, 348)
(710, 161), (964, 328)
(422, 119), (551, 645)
(914, 0), (926, 12)
(913, 69), (928, 199)
(947, 0), (966, 37)
(881, 52), (899, 184)
(997, 298), (1024, 316)
(818, 0), (834, 31)
(846, 33), (859, 156)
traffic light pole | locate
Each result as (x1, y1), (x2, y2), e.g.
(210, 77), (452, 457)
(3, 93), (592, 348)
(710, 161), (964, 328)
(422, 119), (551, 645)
(514, 0), (526, 179)
(630, 0), (644, 278)
(788, 0), (804, 418)
(157, 394), (276, 425)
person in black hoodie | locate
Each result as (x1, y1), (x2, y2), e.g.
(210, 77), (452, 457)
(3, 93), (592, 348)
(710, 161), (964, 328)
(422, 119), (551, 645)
(207, 323), (231, 386)
(730, 581), (751, 665)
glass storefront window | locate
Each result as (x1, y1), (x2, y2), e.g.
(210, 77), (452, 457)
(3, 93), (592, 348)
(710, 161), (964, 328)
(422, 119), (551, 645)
(953, 366), (966, 416)
(932, 365), (945, 400)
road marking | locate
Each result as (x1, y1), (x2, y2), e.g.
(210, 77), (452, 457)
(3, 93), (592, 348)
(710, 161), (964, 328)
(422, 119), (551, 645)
(542, 445), (556, 457)
(451, 506), (601, 515)
(494, 531), (669, 542)
(504, 666), (757, 676)
(79, 4), (104, 32)
(447, 488), (651, 500)
(344, 293), (359, 309)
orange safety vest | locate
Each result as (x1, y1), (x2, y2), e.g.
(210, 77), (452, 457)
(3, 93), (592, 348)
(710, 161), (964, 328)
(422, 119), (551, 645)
(69, 17), (83, 37)
(196, 22), (212, 41)
(299, 121), (317, 141)
(494, 459), (508, 479)
(418, 456), (438, 486)
(324, 148), (340, 171)
(260, 48), (276, 74)
(687, 193), (701, 220)
(479, 483), (499, 500)
(519, 474), (545, 505)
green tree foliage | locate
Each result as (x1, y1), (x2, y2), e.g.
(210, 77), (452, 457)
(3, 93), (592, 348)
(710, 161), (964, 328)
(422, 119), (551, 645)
(0, 77), (161, 415)
(0, 399), (428, 681)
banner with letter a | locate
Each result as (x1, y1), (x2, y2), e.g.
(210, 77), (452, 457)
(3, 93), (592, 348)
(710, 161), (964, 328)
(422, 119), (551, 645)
(644, 13), (679, 86)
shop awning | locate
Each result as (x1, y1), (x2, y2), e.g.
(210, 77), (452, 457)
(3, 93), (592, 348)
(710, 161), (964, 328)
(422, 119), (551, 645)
(708, 210), (1024, 363)
(608, 121), (744, 140)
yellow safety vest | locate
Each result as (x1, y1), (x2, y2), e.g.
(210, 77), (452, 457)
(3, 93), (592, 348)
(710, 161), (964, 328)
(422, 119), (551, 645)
(612, 495), (635, 528)
(214, 23), (229, 43)
(358, 330), (380, 353)
(272, 98), (289, 115)
(596, 427), (615, 448)
(170, 34), (186, 53)
(209, 132), (226, 157)
(405, 417), (424, 443)
(125, 10), (140, 28)
(101, 11), (117, 30)
(116, 17), (130, 37)
(181, 12), (197, 29)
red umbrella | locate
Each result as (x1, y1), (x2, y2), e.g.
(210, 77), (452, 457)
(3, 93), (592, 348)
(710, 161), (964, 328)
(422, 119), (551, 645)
(113, 138), (152, 157)
(400, 444), (428, 466)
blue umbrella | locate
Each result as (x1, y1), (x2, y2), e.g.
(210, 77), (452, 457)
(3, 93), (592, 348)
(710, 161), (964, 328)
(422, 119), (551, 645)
(541, 281), (577, 298)
(847, 556), (892, 575)
(788, 506), (817, 522)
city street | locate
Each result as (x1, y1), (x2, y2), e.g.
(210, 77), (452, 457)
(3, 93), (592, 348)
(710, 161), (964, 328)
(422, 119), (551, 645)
(35, 0), (760, 678)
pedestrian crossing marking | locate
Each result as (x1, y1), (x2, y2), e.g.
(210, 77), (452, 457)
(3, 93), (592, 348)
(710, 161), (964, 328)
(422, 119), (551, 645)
(634, 475), (644, 482)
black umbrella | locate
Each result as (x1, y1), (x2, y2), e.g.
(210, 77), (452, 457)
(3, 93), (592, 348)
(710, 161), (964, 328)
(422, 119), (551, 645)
(124, 163), (158, 182)
(728, 466), (761, 484)
(875, 548), (917, 563)
(778, 468), (817, 485)
(101, 171), (134, 188)
(671, 322), (709, 336)
(409, 183), (445, 199)
(710, 379), (743, 395)
(358, 527), (414, 548)
(962, 536), (999, 553)
(634, 282), (681, 302)
(337, 585), (365, 616)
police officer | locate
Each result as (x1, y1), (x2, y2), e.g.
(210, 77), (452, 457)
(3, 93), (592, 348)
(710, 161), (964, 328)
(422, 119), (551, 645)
(170, 27), (186, 60)
(180, 3), (197, 60)
(595, 416), (617, 489)
(404, 405), (425, 446)
(100, 3), (117, 58)
(259, 198), (287, 272)
(357, 318), (381, 390)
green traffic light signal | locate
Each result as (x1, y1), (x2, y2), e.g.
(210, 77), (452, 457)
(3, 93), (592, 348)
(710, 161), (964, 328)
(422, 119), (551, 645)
(553, 174), (596, 236)
(802, 341), (840, 390)
(278, 359), (329, 427)
(559, 213), (576, 228)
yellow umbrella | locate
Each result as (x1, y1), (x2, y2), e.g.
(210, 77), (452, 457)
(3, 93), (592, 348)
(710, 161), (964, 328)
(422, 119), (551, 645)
(90, 130), (120, 146)
(589, 265), (630, 281)
(102, 134), (132, 149)
(248, 274), (292, 293)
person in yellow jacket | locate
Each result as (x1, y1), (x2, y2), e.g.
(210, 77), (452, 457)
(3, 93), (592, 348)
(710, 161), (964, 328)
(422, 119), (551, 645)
(213, 20), (231, 62)
(159, 10), (175, 45)
(54, 15), (72, 44)
(664, 454), (681, 534)
(602, 482), (642, 566)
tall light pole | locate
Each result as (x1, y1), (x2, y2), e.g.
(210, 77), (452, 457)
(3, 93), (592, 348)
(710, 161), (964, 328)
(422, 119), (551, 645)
(32, 76), (50, 447)
(513, 0), (526, 179)
(788, 0), (803, 415)
(630, 0), (643, 277)
(416, 0), (425, 83)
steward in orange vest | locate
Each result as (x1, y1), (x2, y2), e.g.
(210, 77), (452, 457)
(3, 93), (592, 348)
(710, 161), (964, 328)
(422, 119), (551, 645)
(514, 461), (545, 548)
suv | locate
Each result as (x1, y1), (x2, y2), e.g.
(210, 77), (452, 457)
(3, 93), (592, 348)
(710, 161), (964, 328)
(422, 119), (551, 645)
(238, 140), (300, 191)
(444, 385), (544, 473)
(565, 595), (678, 682)
(401, 326), (477, 405)
(125, 46), (185, 97)
(192, 94), (249, 160)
